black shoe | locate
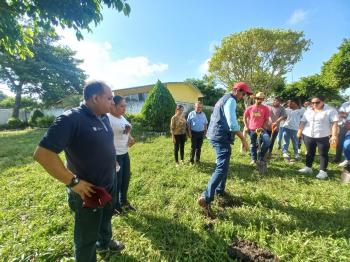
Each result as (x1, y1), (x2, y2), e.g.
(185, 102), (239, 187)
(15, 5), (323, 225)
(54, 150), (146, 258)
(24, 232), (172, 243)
(108, 240), (125, 252)
(113, 207), (123, 216)
(123, 202), (136, 212)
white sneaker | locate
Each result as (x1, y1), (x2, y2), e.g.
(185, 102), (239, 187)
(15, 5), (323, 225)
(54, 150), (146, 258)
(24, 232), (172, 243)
(298, 149), (301, 154)
(294, 154), (300, 160)
(338, 160), (349, 168)
(298, 166), (312, 174)
(283, 153), (290, 161)
(316, 170), (328, 180)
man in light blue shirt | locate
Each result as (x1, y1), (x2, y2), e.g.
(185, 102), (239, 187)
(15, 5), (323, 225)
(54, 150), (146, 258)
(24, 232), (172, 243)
(187, 102), (208, 164)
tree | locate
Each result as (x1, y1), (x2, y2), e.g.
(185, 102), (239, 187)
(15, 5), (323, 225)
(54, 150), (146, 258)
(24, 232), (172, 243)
(185, 75), (225, 106)
(141, 80), (176, 132)
(0, 96), (39, 109)
(0, 90), (6, 101)
(0, 0), (131, 58)
(276, 74), (343, 106)
(208, 28), (311, 96)
(321, 39), (350, 90)
(0, 31), (86, 118)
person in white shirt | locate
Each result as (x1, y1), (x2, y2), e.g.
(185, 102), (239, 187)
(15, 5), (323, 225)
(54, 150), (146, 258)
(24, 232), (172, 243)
(282, 99), (305, 161)
(297, 96), (339, 179)
(108, 95), (136, 214)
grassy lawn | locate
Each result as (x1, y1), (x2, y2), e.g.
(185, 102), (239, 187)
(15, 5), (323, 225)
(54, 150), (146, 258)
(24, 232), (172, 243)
(0, 128), (350, 261)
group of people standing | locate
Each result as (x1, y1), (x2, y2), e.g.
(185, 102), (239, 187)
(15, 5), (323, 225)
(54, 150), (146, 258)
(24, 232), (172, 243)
(33, 79), (350, 261)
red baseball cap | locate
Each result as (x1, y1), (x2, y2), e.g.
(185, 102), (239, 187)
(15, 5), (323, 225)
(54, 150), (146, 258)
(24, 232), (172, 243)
(233, 82), (252, 95)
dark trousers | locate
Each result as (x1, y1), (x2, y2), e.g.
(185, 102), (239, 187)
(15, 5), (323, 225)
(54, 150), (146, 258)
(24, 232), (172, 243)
(266, 129), (279, 153)
(115, 153), (131, 209)
(190, 130), (204, 163)
(303, 135), (330, 171)
(334, 125), (347, 162)
(68, 183), (115, 262)
(174, 134), (186, 162)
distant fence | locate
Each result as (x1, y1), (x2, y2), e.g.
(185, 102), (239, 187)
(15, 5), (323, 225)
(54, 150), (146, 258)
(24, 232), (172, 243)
(0, 108), (65, 124)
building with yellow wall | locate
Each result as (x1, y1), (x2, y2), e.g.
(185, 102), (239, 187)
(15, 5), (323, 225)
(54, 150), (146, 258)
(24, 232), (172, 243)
(113, 82), (204, 113)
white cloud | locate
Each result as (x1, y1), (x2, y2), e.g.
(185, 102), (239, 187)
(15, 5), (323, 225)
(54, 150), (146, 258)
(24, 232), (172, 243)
(287, 9), (308, 25)
(57, 29), (168, 89)
(198, 58), (210, 76)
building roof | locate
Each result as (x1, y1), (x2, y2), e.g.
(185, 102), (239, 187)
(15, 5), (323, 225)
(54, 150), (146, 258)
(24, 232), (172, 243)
(113, 82), (204, 98)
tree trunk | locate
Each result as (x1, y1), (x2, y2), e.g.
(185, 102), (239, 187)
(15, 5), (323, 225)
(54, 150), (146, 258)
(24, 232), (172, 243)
(12, 85), (22, 118)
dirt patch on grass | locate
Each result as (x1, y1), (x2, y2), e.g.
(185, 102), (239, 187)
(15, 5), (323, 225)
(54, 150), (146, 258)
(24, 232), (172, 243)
(227, 237), (279, 262)
(217, 195), (244, 208)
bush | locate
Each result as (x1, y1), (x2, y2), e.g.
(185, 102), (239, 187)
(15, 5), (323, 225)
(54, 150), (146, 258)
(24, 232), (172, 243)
(29, 109), (44, 126)
(36, 116), (55, 128)
(7, 117), (24, 129)
(141, 80), (176, 132)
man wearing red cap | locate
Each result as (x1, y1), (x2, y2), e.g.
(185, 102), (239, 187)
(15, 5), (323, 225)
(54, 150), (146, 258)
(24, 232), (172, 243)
(197, 82), (251, 217)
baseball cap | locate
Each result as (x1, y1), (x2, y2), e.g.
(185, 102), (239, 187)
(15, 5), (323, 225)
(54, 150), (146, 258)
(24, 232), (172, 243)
(233, 82), (252, 95)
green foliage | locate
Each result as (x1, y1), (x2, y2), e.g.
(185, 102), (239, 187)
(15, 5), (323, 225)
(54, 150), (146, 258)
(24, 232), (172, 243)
(36, 116), (55, 128)
(321, 38), (350, 90)
(0, 96), (39, 109)
(141, 80), (176, 132)
(1, 129), (350, 261)
(0, 31), (86, 117)
(59, 95), (83, 109)
(28, 109), (44, 126)
(7, 117), (24, 129)
(0, 0), (131, 58)
(277, 74), (343, 105)
(209, 28), (311, 95)
(185, 75), (225, 106)
(0, 90), (6, 101)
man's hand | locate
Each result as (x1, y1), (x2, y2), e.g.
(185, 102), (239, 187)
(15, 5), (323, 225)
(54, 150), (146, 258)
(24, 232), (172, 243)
(330, 135), (338, 146)
(128, 136), (136, 147)
(271, 122), (277, 131)
(297, 129), (303, 138)
(71, 180), (95, 200)
(241, 138), (249, 152)
(172, 136), (176, 144)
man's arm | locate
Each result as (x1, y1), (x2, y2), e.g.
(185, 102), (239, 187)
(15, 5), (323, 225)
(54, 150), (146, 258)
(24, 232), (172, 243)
(33, 146), (95, 199)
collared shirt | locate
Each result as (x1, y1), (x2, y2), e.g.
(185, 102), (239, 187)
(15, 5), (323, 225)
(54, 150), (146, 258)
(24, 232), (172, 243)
(187, 110), (208, 132)
(223, 96), (240, 132)
(267, 105), (287, 130)
(338, 102), (350, 125)
(301, 104), (339, 138)
(108, 114), (131, 155)
(283, 108), (305, 131)
(170, 114), (187, 135)
(244, 104), (270, 130)
(39, 104), (116, 190)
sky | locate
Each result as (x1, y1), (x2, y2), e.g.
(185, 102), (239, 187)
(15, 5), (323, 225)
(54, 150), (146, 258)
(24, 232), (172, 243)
(1, 0), (350, 95)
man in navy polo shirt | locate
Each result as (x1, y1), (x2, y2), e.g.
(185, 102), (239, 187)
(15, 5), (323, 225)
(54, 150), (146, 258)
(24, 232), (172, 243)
(33, 81), (124, 262)
(187, 101), (208, 164)
(197, 82), (251, 218)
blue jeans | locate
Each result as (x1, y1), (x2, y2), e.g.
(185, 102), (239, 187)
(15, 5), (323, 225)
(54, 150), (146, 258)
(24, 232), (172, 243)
(203, 140), (231, 204)
(249, 130), (271, 161)
(282, 128), (298, 155)
(115, 153), (131, 209)
(277, 126), (284, 149)
(343, 135), (350, 160)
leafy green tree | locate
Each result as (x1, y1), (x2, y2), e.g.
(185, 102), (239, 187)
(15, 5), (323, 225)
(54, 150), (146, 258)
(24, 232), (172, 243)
(185, 75), (225, 106)
(141, 80), (176, 132)
(0, 31), (86, 118)
(0, 0), (131, 58)
(209, 28), (311, 95)
(321, 39), (350, 90)
(0, 96), (39, 109)
(277, 74), (343, 106)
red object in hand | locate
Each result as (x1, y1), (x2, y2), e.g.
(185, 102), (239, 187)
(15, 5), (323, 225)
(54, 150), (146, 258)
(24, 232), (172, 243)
(82, 186), (112, 208)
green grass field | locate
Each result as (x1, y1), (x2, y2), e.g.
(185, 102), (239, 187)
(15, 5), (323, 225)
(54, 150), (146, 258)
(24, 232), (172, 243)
(0, 129), (350, 261)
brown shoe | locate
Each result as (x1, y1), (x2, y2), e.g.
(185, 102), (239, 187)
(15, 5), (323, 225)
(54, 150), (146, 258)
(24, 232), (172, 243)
(197, 196), (214, 219)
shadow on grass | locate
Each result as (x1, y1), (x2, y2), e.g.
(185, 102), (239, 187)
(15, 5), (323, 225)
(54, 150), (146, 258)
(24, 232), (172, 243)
(226, 193), (350, 239)
(124, 213), (228, 261)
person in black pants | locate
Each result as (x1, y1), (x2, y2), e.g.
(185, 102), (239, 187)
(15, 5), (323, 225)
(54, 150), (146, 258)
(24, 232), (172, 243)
(170, 105), (188, 165)
(297, 96), (339, 179)
(187, 102), (208, 164)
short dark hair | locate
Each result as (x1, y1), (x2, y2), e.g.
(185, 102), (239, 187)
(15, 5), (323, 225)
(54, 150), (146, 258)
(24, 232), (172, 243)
(311, 95), (325, 102)
(273, 96), (282, 102)
(113, 95), (124, 105)
(83, 81), (108, 101)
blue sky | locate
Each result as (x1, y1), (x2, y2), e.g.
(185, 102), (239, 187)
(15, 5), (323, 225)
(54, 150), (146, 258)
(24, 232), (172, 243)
(2, 0), (350, 95)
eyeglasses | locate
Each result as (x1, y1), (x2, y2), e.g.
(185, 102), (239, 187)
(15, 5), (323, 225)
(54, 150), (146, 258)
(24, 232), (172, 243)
(311, 101), (321, 105)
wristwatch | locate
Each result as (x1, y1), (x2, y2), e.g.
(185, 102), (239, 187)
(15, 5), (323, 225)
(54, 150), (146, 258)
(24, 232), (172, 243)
(67, 175), (80, 188)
